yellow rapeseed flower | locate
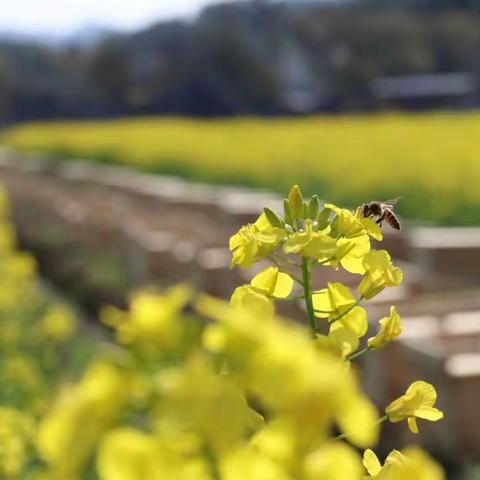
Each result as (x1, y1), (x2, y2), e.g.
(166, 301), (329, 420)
(230, 213), (286, 269)
(303, 442), (363, 480)
(315, 325), (359, 359)
(358, 250), (403, 299)
(230, 267), (293, 318)
(0, 407), (34, 479)
(37, 360), (129, 475)
(385, 381), (444, 434)
(367, 307), (402, 350)
(283, 220), (336, 261)
(363, 447), (445, 479)
(101, 285), (192, 355)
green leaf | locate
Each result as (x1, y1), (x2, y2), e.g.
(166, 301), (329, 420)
(263, 207), (285, 228)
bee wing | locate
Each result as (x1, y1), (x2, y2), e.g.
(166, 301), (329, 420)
(382, 197), (401, 208)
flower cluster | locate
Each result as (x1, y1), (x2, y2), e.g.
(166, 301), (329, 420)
(0, 185), (445, 479)
(0, 188), (88, 478)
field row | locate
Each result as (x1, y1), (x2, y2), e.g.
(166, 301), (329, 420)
(2, 113), (480, 225)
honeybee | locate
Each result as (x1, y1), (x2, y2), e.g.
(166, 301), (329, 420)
(360, 198), (401, 230)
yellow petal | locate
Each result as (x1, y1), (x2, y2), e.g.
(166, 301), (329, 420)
(339, 307), (368, 338)
(230, 286), (274, 319)
(337, 394), (379, 448)
(312, 290), (331, 318)
(406, 381), (437, 407)
(413, 407), (444, 422)
(408, 417), (419, 434)
(251, 267), (278, 295)
(273, 272), (294, 298)
(304, 442), (363, 480)
(359, 218), (383, 241)
(363, 449), (382, 476)
(328, 325), (359, 358)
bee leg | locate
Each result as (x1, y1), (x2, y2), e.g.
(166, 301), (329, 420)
(376, 212), (386, 226)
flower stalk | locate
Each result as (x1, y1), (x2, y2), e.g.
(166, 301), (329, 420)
(301, 256), (317, 337)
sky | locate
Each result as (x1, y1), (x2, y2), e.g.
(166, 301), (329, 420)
(0, 0), (239, 35)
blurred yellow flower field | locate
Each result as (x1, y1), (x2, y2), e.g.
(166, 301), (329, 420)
(2, 113), (480, 224)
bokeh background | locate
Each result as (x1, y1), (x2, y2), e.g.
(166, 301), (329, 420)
(0, 0), (480, 478)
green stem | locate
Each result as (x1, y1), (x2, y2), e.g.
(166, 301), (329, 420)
(335, 415), (388, 441)
(204, 447), (221, 480)
(347, 346), (370, 361)
(301, 257), (317, 338)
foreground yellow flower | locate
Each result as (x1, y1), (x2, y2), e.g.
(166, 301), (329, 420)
(37, 361), (129, 475)
(230, 267), (294, 318)
(363, 447), (445, 479)
(156, 356), (263, 453)
(0, 408), (34, 479)
(316, 324), (359, 359)
(303, 442), (363, 480)
(385, 381), (444, 433)
(367, 307), (402, 350)
(97, 428), (211, 480)
(101, 285), (192, 355)
(358, 250), (403, 299)
(230, 213), (286, 269)
(199, 296), (379, 448)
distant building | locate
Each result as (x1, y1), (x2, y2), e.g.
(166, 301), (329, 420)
(371, 72), (478, 110)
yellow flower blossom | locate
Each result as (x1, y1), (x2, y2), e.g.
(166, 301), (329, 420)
(358, 217), (384, 241)
(0, 408), (34, 479)
(156, 356), (263, 453)
(332, 234), (371, 274)
(325, 204), (365, 239)
(283, 220), (336, 261)
(37, 305), (76, 343)
(37, 360), (129, 475)
(250, 267), (294, 298)
(316, 323), (359, 359)
(97, 428), (211, 480)
(220, 447), (291, 480)
(231, 285), (274, 319)
(101, 285), (192, 355)
(303, 442), (363, 480)
(230, 267), (293, 318)
(367, 307), (402, 350)
(230, 213), (286, 269)
(199, 296), (379, 448)
(358, 250), (403, 299)
(385, 381), (444, 434)
(363, 447), (445, 479)
(313, 284), (367, 337)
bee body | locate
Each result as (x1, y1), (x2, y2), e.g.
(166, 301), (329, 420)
(360, 198), (401, 230)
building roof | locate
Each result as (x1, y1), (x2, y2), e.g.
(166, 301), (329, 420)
(371, 72), (477, 100)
